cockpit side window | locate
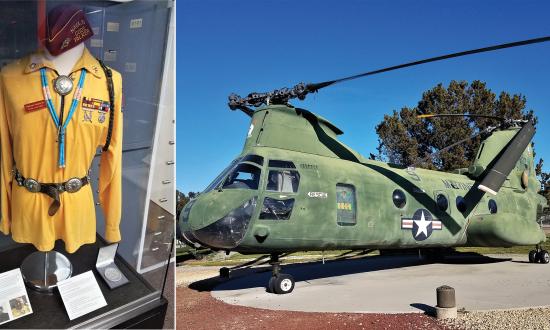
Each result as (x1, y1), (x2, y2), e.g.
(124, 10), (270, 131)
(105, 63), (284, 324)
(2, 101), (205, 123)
(222, 163), (262, 190)
(266, 170), (300, 193)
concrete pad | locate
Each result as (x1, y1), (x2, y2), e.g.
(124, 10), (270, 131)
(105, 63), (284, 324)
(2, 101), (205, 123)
(211, 254), (550, 313)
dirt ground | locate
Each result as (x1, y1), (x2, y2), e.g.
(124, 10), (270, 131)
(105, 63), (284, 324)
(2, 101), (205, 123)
(176, 266), (455, 330)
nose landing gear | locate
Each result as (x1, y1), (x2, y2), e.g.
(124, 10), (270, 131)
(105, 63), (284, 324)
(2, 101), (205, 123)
(528, 246), (549, 264)
(267, 254), (295, 294)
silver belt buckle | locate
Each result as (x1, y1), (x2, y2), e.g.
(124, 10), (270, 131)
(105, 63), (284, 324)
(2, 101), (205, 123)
(24, 179), (41, 193)
(64, 178), (83, 193)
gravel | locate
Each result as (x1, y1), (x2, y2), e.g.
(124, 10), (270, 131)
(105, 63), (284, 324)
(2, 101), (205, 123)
(440, 308), (550, 330)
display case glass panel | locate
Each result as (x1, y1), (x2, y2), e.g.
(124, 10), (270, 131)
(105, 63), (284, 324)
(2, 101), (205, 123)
(0, 0), (174, 328)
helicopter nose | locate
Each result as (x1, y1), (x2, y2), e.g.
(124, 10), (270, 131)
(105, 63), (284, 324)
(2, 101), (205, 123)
(179, 197), (258, 250)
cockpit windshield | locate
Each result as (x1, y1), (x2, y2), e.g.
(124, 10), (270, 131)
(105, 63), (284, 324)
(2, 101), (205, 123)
(202, 155), (264, 193)
(202, 157), (241, 193)
(222, 163), (262, 190)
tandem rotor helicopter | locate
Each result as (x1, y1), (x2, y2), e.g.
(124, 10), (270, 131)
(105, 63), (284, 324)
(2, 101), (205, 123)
(179, 36), (550, 294)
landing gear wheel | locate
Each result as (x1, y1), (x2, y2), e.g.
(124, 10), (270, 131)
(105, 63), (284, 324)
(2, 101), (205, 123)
(529, 250), (537, 263)
(273, 274), (295, 294)
(220, 267), (230, 278)
(537, 250), (550, 264)
(267, 276), (276, 293)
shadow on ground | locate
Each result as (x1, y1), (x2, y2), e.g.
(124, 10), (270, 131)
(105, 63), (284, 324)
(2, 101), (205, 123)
(188, 252), (511, 293)
(410, 303), (436, 316)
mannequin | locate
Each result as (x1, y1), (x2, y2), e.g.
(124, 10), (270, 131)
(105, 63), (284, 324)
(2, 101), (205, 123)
(0, 4), (123, 292)
(44, 42), (84, 76)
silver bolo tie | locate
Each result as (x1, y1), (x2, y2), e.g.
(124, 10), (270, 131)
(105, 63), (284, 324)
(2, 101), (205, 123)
(52, 74), (74, 140)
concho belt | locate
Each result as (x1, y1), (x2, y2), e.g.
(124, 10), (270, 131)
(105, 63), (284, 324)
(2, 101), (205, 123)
(14, 169), (90, 216)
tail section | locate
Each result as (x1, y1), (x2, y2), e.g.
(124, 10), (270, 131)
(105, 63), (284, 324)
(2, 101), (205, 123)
(469, 125), (539, 193)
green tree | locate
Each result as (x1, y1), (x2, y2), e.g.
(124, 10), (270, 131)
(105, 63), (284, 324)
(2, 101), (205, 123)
(375, 80), (534, 170)
(375, 80), (549, 207)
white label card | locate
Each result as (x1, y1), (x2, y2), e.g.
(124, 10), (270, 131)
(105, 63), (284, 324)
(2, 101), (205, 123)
(130, 18), (143, 29)
(106, 22), (120, 32)
(104, 51), (117, 62)
(0, 269), (33, 325)
(57, 271), (107, 320)
(90, 39), (103, 48)
(125, 62), (137, 72)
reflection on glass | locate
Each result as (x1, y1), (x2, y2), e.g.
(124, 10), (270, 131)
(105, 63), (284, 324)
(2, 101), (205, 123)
(266, 170), (300, 193)
(203, 158), (241, 193)
(336, 184), (356, 226)
(260, 197), (295, 220)
(436, 194), (448, 211)
(222, 163), (261, 190)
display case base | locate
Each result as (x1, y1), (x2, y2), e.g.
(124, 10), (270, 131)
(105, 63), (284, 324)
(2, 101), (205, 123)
(20, 251), (73, 293)
(0, 237), (167, 329)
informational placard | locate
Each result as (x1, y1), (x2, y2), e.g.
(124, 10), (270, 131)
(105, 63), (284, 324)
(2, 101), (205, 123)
(57, 271), (107, 320)
(0, 269), (33, 325)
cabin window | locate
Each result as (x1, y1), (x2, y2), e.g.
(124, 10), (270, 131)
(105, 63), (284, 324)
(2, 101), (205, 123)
(488, 199), (497, 214)
(260, 197), (295, 220)
(222, 163), (261, 190)
(268, 160), (296, 168)
(392, 189), (407, 209)
(436, 194), (448, 212)
(266, 170), (300, 193)
(336, 184), (356, 226)
(242, 154), (264, 166)
(456, 196), (467, 213)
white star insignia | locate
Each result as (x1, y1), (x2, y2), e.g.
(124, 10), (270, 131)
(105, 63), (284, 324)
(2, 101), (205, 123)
(414, 211), (430, 238)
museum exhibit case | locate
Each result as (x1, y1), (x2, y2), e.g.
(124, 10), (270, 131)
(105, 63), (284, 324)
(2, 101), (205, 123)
(0, 0), (175, 328)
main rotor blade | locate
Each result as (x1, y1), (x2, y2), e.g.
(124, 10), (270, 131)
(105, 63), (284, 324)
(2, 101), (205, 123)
(478, 121), (535, 195)
(307, 36), (550, 92)
(418, 114), (504, 121)
(229, 35), (550, 110)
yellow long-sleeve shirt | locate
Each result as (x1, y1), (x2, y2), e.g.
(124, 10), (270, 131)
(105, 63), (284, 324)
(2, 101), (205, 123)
(0, 47), (123, 253)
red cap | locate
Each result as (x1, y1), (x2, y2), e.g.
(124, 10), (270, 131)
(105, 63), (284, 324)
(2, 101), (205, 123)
(45, 5), (93, 56)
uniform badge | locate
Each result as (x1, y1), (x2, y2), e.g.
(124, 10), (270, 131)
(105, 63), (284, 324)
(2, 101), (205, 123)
(24, 100), (47, 112)
(401, 209), (442, 241)
(83, 110), (93, 123)
(61, 38), (71, 50)
(82, 97), (110, 112)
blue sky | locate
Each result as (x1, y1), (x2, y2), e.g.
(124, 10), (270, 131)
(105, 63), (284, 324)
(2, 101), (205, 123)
(177, 0), (550, 193)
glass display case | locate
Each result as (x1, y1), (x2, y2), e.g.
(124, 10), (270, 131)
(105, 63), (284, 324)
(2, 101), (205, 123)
(0, 0), (175, 328)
